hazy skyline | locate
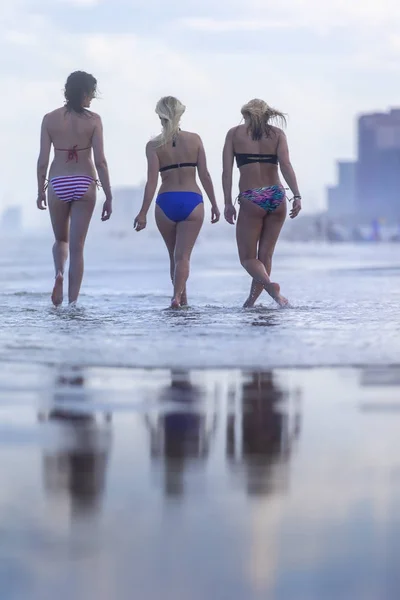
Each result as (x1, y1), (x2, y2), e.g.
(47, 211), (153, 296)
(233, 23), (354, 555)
(2, 0), (400, 226)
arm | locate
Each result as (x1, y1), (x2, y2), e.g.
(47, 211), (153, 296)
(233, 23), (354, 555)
(222, 128), (236, 224)
(134, 142), (159, 231)
(92, 115), (113, 220)
(277, 131), (302, 218)
(197, 137), (219, 223)
(36, 115), (52, 210)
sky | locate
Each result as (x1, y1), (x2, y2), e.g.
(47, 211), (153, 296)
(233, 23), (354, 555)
(2, 0), (400, 226)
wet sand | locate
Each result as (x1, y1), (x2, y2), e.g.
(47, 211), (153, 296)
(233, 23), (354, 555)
(0, 364), (399, 599)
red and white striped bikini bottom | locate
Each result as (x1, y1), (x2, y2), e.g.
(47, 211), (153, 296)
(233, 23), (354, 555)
(50, 175), (95, 203)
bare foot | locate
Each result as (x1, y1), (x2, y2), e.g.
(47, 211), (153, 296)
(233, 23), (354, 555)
(277, 294), (289, 308)
(243, 281), (263, 308)
(243, 295), (256, 309)
(265, 282), (289, 307)
(51, 272), (64, 306)
(170, 298), (181, 309)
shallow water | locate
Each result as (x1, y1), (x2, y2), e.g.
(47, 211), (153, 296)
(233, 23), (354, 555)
(1, 228), (399, 598)
(0, 227), (398, 368)
(1, 364), (400, 600)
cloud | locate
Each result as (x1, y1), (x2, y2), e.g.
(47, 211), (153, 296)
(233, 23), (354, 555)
(60, 0), (100, 5)
(2, 0), (400, 226)
(179, 18), (296, 33)
(0, 18), (213, 225)
(249, 0), (400, 31)
(179, 0), (400, 45)
(4, 30), (38, 46)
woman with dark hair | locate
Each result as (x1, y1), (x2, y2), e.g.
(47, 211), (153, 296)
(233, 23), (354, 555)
(134, 96), (219, 309)
(222, 99), (302, 308)
(36, 71), (112, 306)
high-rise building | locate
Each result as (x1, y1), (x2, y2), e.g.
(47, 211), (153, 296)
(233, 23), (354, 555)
(326, 160), (356, 219)
(356, 109), (400, 221)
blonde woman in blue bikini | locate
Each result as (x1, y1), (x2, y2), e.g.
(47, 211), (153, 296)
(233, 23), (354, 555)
(134, 96), (220, 309)
(222, 98), (302, 308)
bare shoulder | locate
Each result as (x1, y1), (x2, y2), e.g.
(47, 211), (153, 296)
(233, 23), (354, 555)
(48, 107), (64, 116)
(43, 107), (64, 121)
(227, 125), (242, 138)
(146, 139), (158, 153)
(85, 109), (102, 122)
(181, 130), (201, 142)
(180, 131), (204, 151)
(270, 126), (285, 138)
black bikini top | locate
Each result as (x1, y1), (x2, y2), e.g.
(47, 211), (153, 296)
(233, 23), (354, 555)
(235, 153), (278, 168)
(158, 129), (198, 172)
(159, 162), (197, 173)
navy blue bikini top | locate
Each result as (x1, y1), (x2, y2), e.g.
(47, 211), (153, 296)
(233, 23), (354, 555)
(235, 153), (278, 168)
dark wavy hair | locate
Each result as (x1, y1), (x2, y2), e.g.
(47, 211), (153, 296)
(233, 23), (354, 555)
(64, 71), (97, 114)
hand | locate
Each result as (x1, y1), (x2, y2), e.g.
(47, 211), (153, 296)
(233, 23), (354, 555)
(224, 204), (236, 225)
(37, 191), (47, 211)
(101, 198), (112, 221)
(211, 205), (220, 224)
(134, 212), (147, 232)
(290, 197), (302, 219)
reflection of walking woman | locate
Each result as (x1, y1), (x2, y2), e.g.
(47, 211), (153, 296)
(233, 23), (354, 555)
(134, 96), (219, 308)
(145, 370), (217, 497)
(36, 71), (112, 306)
(38, 366), (112, 516)
(226, 371), (301, 496)
(222, 99), (302, 308)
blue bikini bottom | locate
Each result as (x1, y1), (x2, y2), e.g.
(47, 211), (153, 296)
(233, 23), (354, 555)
(156, 191), (203, 223)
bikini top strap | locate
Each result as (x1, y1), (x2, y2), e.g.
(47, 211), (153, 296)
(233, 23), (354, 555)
(232, 125), (240, 154)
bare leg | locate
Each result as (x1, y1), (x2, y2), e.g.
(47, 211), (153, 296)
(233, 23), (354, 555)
(169, 256), (188, 306)
(155, 205), (191, 306)
(173, 203), (204, 307)
(155, 205), (180, 302)
(180, 282), (188, 307)
(48, 188), (71, 306)
(244, 200), (287, 308)
(68, 186), (96, 304)
(236, 199), (287, 306)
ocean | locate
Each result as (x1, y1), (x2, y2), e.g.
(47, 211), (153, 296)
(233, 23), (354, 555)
(0, 219), (398, 369)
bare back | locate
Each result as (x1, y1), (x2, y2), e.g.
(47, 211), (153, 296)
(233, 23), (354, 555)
(156, 131), (202, 195)
(233, 124), (283, 191)
(45, 107), (98, 179)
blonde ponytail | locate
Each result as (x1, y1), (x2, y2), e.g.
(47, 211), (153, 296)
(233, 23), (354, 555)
(154, 96), (186, 147)
(241, 98), (286, 140)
